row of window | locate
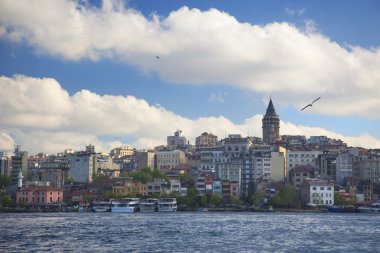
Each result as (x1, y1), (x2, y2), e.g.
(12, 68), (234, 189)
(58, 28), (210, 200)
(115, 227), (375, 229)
(289, 154), (316, 158)
(312, 186), (332, 191)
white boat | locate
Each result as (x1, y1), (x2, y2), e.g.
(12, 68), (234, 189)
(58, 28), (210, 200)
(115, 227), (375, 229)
(357, 202), (380, 213)
(140, 198), (158, 212)
(92, 201), (110, 212)
(158, 198), (177, 212)
(111, 198), (140, 213)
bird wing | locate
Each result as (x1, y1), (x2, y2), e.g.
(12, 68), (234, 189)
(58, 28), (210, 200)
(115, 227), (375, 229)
(155, 56), (160, 59)
(300, 104), (312, 111)
(311, 97), (321, 104)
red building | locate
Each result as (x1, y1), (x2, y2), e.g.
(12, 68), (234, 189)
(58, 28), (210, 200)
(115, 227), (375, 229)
(16, 186), (63, 205)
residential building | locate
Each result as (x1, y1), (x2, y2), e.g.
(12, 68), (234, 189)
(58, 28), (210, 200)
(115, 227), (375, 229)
(218, 162), (242, 188)
(299, 179), (334, 206)
(112, 178), (147, 196)
(135, 150), (155, 170)
(195, 132), (218, 148)
(155, 150), (187, 172)
(317, 151), (338, 182)
(289, 164), (317, 191)
(271, 151), (286, 182)
(167, 130), (189, 148)
(110, 146), (134, 158)
(199, 146), (224, 171)
(262, 98), (280, 144)
(30, 161), (70, 189)
(221, 134), (251, 160)
(95, 153), (120, 175)
(336, 149), (359, 185)
(68, 151), (95, 183)
(286, 150), (322, 177)
(0, 152), (12, 177)
(147, 178), (169, 196)
(212, 179), (222, 196)
(354, 158), (380, 183)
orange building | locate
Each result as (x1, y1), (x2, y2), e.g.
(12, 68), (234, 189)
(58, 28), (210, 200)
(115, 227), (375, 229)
(16, 186), (63, 205)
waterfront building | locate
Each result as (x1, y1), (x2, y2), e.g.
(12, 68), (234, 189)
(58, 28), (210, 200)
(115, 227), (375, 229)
(195, 132), (218, 148)
(68, 151), (95, 183)
(218, 162), (242, 188)
(262, 98), (280, 145)
(112, 179), (147, 196)
(196, 173), (213, 196)
(271, 150), (286, 182)
(16, 184), (63, 206)
(11, 145), (28, 185)
(155, 150), (187, 172)
(147, 178), (169, 196)
(299, 179), (334, 206)
(212, 179), (222, 196)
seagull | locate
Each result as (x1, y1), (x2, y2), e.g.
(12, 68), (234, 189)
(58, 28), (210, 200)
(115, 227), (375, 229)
(301, 97), (321, 111)
(155, 56), (160, 59)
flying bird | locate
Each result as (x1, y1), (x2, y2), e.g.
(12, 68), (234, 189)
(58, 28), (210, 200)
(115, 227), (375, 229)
(301, 97), (321, 111)
(155, 56), (160, 59)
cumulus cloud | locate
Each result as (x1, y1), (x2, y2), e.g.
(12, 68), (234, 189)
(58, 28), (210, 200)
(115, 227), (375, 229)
(0, 75), (379, 154)
(0, 1), (379, 119)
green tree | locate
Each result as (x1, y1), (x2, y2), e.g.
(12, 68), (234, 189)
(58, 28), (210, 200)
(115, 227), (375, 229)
(271, 185), (299, 208)
(180, 173), (193, 186)
(64, 176), (75, 185)
(1, 195), (12, 207)
(0, 175), (11, 189)
(251, 189), (265, 206)
(129, 170), (152, 184)
(187, 187), (198, 207)
(230, 195), (240, 206)
(120, 171), (128, 177)
(210, 194), (221, 206)
(201, 195), (207, 207)
(334, 192), (355, 205)
(152, 169), (169, 181)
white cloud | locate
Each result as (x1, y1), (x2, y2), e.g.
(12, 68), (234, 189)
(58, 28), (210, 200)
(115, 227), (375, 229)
(0, 1), (380, 119)
(0, 75), (379, 154)
(285, 7), (306, 16)
(208, 92), (226, 103)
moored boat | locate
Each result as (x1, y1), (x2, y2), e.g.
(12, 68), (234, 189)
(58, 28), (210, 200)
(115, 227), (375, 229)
(92, 201), (110, 212)
(140, 198), (158, 212)
(326, 205), (356, 213)
(158, 198), (177, 212)
(111, 198), (140, 213)
(357, 202), (380, 213)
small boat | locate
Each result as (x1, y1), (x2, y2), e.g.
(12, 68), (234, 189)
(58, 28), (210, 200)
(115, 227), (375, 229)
(326, 205), (356, 213)
(140, 198), (158, 212)
(92, 201), (110, 212)
(357, 202), (380, 213)
(111, 198), (140, 213)
(158, 198), (177, 212)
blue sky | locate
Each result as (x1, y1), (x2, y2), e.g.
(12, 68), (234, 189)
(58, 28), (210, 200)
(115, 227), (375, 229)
(0, 0), (380, 154)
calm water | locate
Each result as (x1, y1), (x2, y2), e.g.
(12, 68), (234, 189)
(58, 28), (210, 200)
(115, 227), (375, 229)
(1, 212), (380, 252)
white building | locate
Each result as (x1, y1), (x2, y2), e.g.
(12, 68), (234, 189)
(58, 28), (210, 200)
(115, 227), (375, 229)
(300, 179), (334, 206)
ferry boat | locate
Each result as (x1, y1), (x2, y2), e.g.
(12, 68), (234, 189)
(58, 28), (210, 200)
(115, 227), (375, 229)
(140, 198), (158, 212)
(111, 198), (140, 213)
(357, 202), (380, 213)
(158, 198), (177, 212)
(92, 201), (110, 212)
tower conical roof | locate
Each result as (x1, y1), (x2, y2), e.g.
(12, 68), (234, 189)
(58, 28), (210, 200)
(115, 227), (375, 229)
(265, 98), (278, 116)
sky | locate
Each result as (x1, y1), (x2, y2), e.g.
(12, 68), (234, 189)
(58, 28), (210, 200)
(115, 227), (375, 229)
(0, 0), (380, 154)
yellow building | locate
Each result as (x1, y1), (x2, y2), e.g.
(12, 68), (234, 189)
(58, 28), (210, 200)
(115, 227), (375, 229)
(112, 179), (147, 196)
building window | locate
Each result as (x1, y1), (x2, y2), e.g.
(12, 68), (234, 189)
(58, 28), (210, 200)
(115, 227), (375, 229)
(320, 187), (324, 190)
(313, 187), (316, 190)
(50, 197), (53, 202)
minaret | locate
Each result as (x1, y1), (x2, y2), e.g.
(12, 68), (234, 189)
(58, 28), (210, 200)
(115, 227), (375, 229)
(262, 97), (280, 144)
(17, 168), (23, 188)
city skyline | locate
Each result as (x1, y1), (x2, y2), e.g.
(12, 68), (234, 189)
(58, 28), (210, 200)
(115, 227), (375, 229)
(1, 0), (380, 154)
